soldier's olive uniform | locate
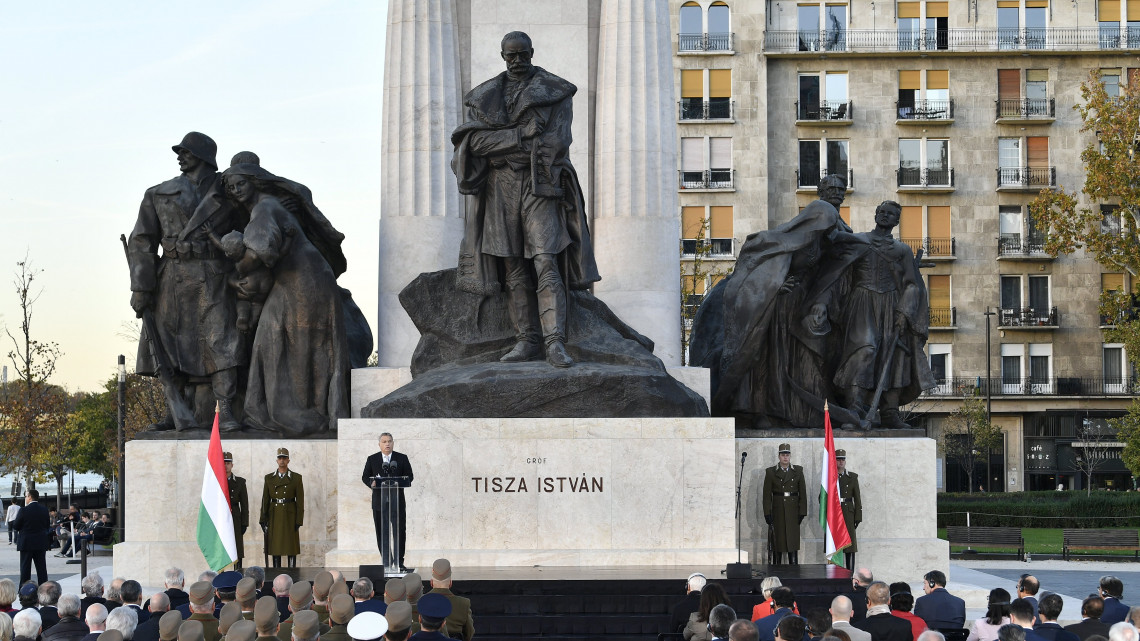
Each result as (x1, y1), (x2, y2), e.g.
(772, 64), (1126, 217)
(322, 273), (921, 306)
(260, 471), (304, 556)
(838, 470), (861, 553)
(762, 464), (807, 556)
(228, 472), (248, 562)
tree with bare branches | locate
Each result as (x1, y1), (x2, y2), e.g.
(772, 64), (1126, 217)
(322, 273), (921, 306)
(940, 396), (1004, 493)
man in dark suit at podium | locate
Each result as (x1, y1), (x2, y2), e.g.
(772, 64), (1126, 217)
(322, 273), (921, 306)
(361, 433), (414, 571)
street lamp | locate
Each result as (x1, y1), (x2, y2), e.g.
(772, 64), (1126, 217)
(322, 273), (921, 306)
(117, 355), (125, 539)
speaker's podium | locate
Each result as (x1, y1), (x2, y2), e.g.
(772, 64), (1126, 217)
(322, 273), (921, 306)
(368, 468), (411, 576)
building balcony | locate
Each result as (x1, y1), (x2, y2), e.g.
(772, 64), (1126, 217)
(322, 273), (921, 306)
(762, 27), (1140, 54)
(678, 169), (735, 191)
(922, 376), (1140, 397)
(678, 32), (735, 54)
(997, 306), (1059, 328)
(997, 167), (1056, 191)
(902, 236), (956, 260)
(997, 234), (1053, 260)
(796, 168), (854, 192)
(679, 99), (734, 122)
(995, 98), (1056, 123)
(929, 306), (957, 329)
(796, 100), (853, 126)
(681, 238), (735, 257)
(897, 99), (954, 125)
(897, 167), (955, 192)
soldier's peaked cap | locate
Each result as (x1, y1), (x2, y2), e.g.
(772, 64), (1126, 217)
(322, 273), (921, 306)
(835, 449), (847, 459)
(172, 132), (218, 169)
(416, 593), (452, 619)
(778, 443), (791, 453)
(276, 448), (290, 458)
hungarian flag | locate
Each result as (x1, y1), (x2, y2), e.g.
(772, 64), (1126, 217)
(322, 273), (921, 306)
(819, 401), (852, 565)
(197, 406), (237, 570)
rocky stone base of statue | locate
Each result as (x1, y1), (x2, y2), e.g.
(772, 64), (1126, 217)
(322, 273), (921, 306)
(362, 269), (709, 418)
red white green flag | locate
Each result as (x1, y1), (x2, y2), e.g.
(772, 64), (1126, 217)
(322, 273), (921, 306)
(197, 407), (237, 570)
(819, 401), (852, 565)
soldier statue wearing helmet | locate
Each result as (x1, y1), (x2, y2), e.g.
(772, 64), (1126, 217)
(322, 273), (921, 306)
(126, 131), (245, 431)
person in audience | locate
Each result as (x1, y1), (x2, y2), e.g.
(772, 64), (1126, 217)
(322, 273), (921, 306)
(889, 582), (926, 641)
(755, 587), (798, 641)
(968, 588), (1011, 641)
(1010, 599), (1046, 641)
(773, 612), (805, 641)
(1100, 578), (1130, 626)
(1035, 594), (1079, 641)
(12, 609), (41, 641)
(848, 569), (874, 624)
(410, 593), (449, 640)
(42, 594), (88, 641)
(918, 632), (946, 641)
(81, 605), (108, 641)
(242, 568), (267, 601)
(121, 582), (149, 625)
(1127, 609), (1140, 630)
(18, 584), (37, 612)
(427, 559), (473, 641)
(1018, 577), (1041, 620)
(674, 573), (708, 634)
(831, 596), (870, 641)
(0, 580), (20, 617)
(855, 582), (913, 641)
(351, 579), (384, 616)
(687, 584), (733, 641)
(272, 576), (293, 622)
(81, 574), (107, 620)
(1000, 624), (1027, 641)
(1108, 623), (1139, 641)
(753, 578), (800, 621)
(105, 607), (138, 641)
(805, 608), (833, 641)
(133, 594), (170, 641)
(184, 582), (218, 641)
(381, 602), (409, 641)
(1067, 597), (1111, 641)
(731, 619), (761, 641)
(915, 571), (966, 631)
(0, 612), (13, 641)
(106, 578), (125, 611)
(40, 582), (64, 631)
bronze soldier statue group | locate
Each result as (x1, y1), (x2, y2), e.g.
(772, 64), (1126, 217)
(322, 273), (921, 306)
(761, 445), (861, 569)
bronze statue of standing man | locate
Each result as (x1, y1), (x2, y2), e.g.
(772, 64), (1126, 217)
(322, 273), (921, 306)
(451, 31), (600, 368)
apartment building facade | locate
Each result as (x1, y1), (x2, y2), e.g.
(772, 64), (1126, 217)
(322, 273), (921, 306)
(673, 0), (1139, 491)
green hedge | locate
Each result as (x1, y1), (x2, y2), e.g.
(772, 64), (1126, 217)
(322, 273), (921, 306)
(937, 491), (1140, 528)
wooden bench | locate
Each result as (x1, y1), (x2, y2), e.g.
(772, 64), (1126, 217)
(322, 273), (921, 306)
(1063, 529), (1140, 560)
(946, 526), (1024, 560)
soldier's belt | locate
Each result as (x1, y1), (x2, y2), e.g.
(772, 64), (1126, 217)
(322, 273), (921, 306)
(840, 497), (854, 504)
(272, 498), (296, 505)
(773, 492), (800, 497)
(161, 239), (224, 260)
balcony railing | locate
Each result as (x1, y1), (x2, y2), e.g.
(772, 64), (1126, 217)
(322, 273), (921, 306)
(930, 307), (956, 327)
(998, 233), (1050, 256)
(796, 168), (854, 190)
(996, 98), (1056, 119)
(897, 99), (954, 121)
(997, 167), (1056, 189)
(897, 167), (954, 188)
(679, 32), (735, 52)
(679, 99), (734, 121)
(923, 376), (1140, 397)
(681, 238), (735, 257)
(997, 306), (1059, 327)
(679, 169), (735, 190)
(796, 100), (853, 122)
(901, 237), (956, 257)
(763, 27), (1140, 53)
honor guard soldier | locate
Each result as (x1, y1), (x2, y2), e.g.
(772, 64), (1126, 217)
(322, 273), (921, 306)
(762, 443), (807, 565)
(223, 453), (249, 571)
(835, 449), (862, 570)
(259, 448), (304, 568)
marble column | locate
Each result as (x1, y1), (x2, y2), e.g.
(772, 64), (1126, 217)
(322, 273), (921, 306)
(377, 0), (465, 366)
(592, 0), (682, 366)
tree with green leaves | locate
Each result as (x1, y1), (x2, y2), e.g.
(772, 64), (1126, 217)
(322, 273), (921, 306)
(680, 217), (732, 361)
(940, 396), (1004, 493)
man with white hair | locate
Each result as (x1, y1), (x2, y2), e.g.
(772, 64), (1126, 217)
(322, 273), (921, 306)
(81, 604), (109, 641)
(1109, 622), (1139, 641)
(831, 596), (871, 641)
(351, 578), (384, 616)
(39, 581), (64, 631)
(670, 573), (706, 633)
(106, 578), (126, 611)
(106, 605), (139, 640)
(14, 608), (42, 641)
(918, 632), (946, 641)
(43, 594), (87, 641)
(81, 573), (107, 619)
(273, 575), (293, 621)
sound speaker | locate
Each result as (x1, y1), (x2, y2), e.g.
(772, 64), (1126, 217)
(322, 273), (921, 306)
(725, 562), (752, 579)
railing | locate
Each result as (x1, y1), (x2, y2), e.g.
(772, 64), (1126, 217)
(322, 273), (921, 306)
(679, 32), (735, 52)
(923, 376), (1140, 397)
(901, 237), (956, 257)
(897, 99), (954, 120)
(930, 307), (957, 327)
(678, 169), (735, 190)
(681, 238), (735, 257)
(897, 167), (954, 188)
(679, 99), (734, 121)
(998, 233), (1050, 256)
(796, 168), (854, 190)
(763, 27), (1140, 53)
(996, 98), (1056, 119)
(997, 306), (1059, 327)
(796, 100), (853, 121)
(997, 167), (1056, 189)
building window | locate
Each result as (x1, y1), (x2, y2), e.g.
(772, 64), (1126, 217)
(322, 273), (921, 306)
(1000, 274), (1053, 325)
(679, 1), (733, 51)
(798, 2), (847, 52)
(798, 138), (849, 188)
(899, 205), (952, 256)
(898, 138), (951, 186)
(897, 2), (949, 50)
(928, 275), (953, 326)
(680, 69), (732, 120)
(798, 71), (849, 120)
(681, 205), (734, 256)
(998, 69), (1053, 117)
(1002, 343), (1025, 393)
(997, 0), (1048, 49)
(1101, 204), (1122, 234)
(1029, 343), (1053, 393)
(898, 70), (950, 119)
(928, 343), (953, 393)
(681, 137), (733, 189)
(1097, 0), (1135, 48)
(1102, 68), (1122, 97)
(999, 205), (1047, 254)
(1104, 343), (1128, 393)
(998, 136), (1052, 187)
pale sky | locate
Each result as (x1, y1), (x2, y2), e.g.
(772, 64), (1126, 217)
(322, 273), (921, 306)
(0, 2), (388, 393)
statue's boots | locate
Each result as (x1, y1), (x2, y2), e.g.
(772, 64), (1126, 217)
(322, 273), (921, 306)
(218, 399), (242, 432)
(148, 413), (175, 431)
(537, 277), (572, 368)
(880, 408), (911, 429)
(500, 283), (542, 363)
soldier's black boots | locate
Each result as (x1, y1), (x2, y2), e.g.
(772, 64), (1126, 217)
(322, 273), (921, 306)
(287, 556), (297, 568)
